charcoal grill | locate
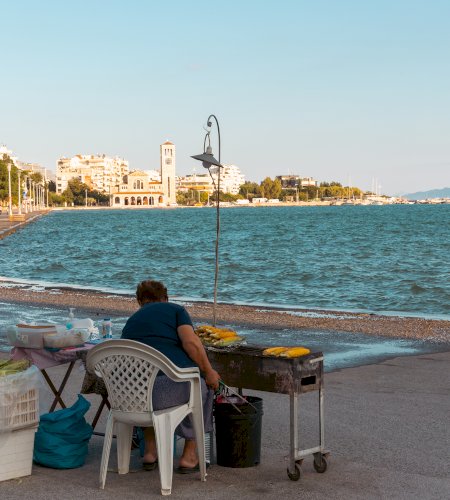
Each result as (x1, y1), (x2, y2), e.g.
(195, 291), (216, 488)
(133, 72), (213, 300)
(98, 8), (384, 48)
(206, 344), (329, 480)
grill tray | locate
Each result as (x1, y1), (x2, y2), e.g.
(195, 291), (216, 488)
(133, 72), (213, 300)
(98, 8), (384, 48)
(206, 344), (323, 394)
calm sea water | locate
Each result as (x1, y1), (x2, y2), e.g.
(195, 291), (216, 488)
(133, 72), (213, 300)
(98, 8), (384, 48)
(0, 205), (449, 317)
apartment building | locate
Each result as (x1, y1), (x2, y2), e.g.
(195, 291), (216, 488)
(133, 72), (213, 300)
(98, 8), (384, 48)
(176, 172), (215, 195)
(55, 154), (129, 194)
(276, 175), (319, 189)
(211, 164), (245, 195)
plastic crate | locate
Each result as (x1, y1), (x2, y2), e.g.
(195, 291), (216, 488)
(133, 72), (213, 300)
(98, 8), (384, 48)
(0, 366), (40, 431)
(0, 427), (38, 481)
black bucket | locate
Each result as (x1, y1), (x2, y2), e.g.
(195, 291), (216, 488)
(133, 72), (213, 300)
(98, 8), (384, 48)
(214, 396), (263, 468)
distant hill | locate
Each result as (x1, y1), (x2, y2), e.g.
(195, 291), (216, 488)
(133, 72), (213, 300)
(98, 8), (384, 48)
(403, 187), (450, 200)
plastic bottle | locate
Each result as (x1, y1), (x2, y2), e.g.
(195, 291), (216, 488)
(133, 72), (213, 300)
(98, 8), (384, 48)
(102, 318), (112, 339)
(67, 308), (75, 329)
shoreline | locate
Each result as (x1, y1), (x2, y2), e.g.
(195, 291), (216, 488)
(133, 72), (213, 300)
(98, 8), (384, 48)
(1, 282), (449, 343)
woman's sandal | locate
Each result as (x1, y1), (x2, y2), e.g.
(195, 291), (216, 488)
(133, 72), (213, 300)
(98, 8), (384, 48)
(176, 462), (209, 474)
(143, 459), (158, 471)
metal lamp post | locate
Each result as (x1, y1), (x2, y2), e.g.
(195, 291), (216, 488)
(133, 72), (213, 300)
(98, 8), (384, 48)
(17, 170), (22, 215)
(7, 163), (13, 216)
(31, 180), (35, 212)
(191, 114), (223, 326)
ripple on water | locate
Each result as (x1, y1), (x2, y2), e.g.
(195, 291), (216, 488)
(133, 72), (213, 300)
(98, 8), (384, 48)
(0, 206), (449, 316)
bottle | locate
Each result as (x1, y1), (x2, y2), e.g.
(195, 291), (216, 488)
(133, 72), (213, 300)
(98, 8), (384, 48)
(67, 308), (75, 329)
(102, 318), (112, 339)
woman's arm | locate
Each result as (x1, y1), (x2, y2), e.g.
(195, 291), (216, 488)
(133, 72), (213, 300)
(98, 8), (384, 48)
(178, 324), (221, 390)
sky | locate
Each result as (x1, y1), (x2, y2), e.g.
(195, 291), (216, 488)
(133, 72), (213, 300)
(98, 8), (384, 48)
(1, 0), (449, 195)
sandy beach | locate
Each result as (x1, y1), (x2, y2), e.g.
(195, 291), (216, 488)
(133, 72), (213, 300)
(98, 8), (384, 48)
(1, 280), (449, 343)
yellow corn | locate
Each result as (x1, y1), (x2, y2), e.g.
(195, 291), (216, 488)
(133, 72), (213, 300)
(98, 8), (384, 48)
(262, 347), (289, 356)
(279, 347), (310, 358)
(210, 331), (238, 339)
(212, 336), (242, 347)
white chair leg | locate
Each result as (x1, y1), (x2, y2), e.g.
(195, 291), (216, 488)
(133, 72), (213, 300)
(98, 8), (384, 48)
(154, 417), (174, 496)
(190, 390), (207, 481)
(116, 422), (133, 474)
(100, 413), (114, 489)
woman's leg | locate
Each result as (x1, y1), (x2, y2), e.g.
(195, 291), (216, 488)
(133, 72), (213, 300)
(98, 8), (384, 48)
(143, 427), (158, 463)
(150, 375), (214, 467)
(179, 439), (198, 468)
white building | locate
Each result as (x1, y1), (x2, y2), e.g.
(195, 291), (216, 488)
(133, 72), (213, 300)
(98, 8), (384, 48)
(111, 141), (176, 207)
(176, 172), (215, 195)
(0, 145), (18, 164)
(211, 164), (245, 195)
(1, 145), (53, 180)
(55, 154), (129, 194)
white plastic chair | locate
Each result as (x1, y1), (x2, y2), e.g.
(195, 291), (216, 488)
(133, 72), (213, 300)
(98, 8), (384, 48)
(86, 339), (207, 496)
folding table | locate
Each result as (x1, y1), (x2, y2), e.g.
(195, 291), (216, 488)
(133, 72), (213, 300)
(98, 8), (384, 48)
(10, 344), (109, 430)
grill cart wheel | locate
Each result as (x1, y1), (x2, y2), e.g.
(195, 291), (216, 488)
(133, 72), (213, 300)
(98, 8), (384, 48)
(287, 464), (301, 481)
(313, 455), (328, 473)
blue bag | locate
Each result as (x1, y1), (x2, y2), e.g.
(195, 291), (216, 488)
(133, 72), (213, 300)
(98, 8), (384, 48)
(34, 394), (93, 469)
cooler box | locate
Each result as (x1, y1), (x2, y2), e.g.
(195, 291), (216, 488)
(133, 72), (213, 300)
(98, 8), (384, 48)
(0, 427), (38, 481)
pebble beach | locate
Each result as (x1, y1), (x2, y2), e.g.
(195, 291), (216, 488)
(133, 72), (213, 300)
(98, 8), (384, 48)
(1, 280), (449, 343)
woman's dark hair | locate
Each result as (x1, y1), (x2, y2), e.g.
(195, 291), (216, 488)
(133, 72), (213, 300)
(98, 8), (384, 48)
(136, 280), (168, 305)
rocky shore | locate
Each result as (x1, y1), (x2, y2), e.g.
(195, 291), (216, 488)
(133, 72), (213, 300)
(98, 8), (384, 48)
(1, 281), (449, 343)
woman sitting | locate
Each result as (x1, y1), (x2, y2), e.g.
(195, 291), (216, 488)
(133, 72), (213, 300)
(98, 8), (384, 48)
(121, 279), (221, 473)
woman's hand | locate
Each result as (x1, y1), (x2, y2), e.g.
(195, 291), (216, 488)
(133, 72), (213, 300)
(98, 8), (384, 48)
(204, 368), (221, 391)
(178, 324), (221, 391)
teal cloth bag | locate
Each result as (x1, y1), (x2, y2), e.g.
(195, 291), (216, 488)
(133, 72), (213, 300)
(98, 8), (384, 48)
(34, 394), (93, 469)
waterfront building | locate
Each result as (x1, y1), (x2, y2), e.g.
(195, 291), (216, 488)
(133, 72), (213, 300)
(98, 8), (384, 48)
(276, 175), (319, 189)
(1, 145), (52, 181)
(111, 141), (176, 207)
(210, 164), (245, 195)
(55, 154), (129, 194)
(176, 172), (215, 196)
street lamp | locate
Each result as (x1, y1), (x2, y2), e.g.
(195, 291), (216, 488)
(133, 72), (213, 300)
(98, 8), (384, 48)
(191, 114), (223, 326)
(17, 170), (22, 215)
(7, 163), (12, 216)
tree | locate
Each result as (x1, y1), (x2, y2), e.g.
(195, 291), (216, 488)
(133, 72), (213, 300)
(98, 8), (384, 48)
(260, 177), (282, 199)
(63, 178), (109, 206)
(30, 172), (43, 184)
(239, 182), (260, 200)
(48, 180), (56, 192)
(0, 155), (19, 205)
(48, 192), (65, 206)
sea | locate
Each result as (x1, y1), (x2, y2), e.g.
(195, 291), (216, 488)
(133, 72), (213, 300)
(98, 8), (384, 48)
(1, 205), (449, 369)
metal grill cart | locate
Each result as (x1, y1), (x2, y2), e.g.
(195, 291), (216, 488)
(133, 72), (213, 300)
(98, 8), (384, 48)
(206, 344), (329, 480)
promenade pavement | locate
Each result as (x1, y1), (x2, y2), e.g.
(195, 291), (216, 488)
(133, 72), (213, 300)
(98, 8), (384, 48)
(1, 349), (449, 499)
(0, 210), (49, 240)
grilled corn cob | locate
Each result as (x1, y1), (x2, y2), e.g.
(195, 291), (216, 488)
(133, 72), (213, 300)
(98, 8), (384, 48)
(279, 347), (310, 358)
(210, 330), (238, 339)
(262, 347), (289, 356)
(212, 336), (243, 347)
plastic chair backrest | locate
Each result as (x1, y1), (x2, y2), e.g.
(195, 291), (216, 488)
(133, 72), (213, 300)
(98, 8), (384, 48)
(86, 340), (200, 414)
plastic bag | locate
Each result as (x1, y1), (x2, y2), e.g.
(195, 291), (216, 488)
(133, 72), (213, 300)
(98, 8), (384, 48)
(33, 394), (93, 468)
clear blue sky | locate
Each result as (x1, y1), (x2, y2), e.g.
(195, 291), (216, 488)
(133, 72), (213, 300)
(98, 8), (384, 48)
(1, 0), (449, 195)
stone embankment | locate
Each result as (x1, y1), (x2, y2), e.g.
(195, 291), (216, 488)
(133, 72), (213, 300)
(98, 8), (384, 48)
(0, 210), (50, 240)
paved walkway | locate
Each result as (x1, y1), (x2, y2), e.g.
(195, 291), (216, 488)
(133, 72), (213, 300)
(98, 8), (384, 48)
(0, 210), (49, 240)
(1, 350), (449, 499)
